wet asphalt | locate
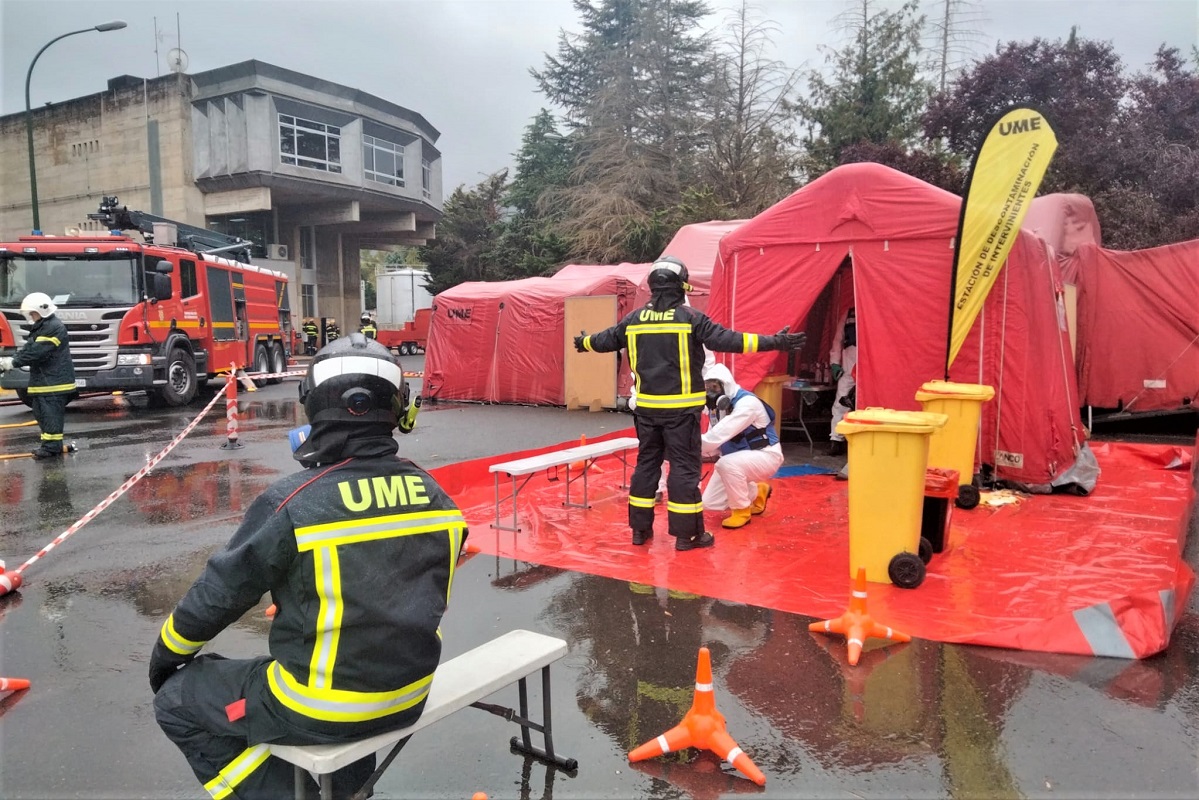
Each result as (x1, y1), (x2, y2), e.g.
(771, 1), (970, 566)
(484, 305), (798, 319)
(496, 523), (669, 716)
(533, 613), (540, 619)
(1, 358), (1197, 799)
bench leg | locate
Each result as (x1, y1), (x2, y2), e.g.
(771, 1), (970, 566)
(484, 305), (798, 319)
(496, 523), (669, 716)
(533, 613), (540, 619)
(472, 665), (577, 771)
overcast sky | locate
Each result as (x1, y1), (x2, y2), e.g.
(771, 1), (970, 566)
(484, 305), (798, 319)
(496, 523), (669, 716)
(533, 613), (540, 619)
(2, 0), (1195, 191)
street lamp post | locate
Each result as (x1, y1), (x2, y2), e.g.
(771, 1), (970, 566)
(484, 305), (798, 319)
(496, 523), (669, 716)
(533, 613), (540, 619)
(25, 20), (127, 233)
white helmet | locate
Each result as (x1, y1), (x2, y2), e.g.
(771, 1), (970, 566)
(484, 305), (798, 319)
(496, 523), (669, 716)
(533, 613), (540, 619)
(20, 292), (56, 323)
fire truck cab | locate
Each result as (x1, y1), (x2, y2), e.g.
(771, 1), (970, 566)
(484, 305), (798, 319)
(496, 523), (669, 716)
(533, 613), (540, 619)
(0, 197), (292, 407)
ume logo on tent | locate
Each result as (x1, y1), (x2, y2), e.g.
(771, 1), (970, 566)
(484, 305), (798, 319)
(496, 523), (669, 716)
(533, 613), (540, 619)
(998, 116), (1043, 135)
(447, 307), (472, 321)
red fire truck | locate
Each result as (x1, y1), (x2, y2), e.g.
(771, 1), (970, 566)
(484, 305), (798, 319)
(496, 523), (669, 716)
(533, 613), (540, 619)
(0, 196), (292, 407)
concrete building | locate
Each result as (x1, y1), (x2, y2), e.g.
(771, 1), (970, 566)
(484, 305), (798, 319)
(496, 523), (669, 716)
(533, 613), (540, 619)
(0, 60), (442, 325)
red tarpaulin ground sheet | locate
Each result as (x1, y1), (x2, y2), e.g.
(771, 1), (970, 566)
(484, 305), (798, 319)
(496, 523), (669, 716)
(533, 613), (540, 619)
(434, 431), (1196, 659)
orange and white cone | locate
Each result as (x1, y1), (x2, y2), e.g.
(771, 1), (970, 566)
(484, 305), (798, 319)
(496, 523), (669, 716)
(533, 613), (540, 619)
(628, 646), (766, 786)
(809, 567), (911, 665)
(0, 677), (31, 692)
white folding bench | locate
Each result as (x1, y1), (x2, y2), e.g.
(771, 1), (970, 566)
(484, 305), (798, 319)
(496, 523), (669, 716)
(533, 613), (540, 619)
(488, 436), (639, 531)
(268, 629), (575, 800)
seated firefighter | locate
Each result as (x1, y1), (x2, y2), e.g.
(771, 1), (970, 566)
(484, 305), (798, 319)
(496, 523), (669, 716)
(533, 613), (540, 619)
(700, 363), (784, 529)
(150, 334), (466, 798)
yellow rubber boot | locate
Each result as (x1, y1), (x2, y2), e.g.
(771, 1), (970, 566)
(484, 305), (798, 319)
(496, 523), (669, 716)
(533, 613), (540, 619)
(750, 483), (772, 515)
(722, 508), (753, 529)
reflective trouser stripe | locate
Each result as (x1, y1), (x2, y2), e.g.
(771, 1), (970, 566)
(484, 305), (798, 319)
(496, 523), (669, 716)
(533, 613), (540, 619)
(667, 500), (703, 514)
(40, 433), (63, 441)
(204, 744), (270, 799)
(27, 383), (76, 394)
(628, 495), (656, 509)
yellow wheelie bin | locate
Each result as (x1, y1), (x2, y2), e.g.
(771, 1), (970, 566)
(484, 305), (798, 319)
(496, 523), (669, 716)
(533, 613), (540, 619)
(836, 408), (948, 588)
(914, 381), (995, 510)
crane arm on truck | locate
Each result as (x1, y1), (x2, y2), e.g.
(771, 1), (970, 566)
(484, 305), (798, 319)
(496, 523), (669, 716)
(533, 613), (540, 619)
(87, 196), (253, 263)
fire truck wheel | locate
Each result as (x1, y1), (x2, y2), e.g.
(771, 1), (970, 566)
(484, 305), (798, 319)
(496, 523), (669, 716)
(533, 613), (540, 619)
(267, 343), (286, 385)
(153, 348), (198, 407)
(253, 344), (271, 388)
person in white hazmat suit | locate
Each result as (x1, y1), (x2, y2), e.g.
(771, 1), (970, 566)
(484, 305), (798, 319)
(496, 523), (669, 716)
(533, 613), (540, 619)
(827, 307), (857, 457)
(699, 363), (784, 529)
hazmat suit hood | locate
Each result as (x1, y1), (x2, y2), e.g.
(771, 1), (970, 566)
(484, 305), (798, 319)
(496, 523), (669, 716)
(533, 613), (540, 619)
(703, 363), (740, 400)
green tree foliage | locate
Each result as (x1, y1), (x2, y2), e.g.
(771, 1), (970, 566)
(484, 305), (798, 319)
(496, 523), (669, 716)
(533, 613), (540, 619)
(794, 0), (933, 177)
(497, 110), (575, 277)
(533, 0), (716, 262)
(419, 172), (509, 295)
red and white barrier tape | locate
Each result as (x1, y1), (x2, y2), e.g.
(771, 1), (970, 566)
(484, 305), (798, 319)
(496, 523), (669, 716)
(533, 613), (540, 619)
(6, 385), (227, 582)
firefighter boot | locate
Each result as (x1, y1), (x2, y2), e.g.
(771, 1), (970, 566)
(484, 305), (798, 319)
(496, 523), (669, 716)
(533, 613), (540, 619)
(632, 529), (654, 546)
(676, 531), (715, 551)
(750, 483), (772, 515)
(721, 508), (753, 529)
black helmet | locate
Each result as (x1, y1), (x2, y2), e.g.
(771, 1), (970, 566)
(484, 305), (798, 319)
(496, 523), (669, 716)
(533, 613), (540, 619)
(648, 255), (690, 290)
(298, 333), (409, 427)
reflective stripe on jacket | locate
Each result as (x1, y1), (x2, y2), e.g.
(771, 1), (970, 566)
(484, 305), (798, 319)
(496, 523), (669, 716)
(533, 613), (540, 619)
(13, 313), (75, 394)
(582, 304), (768, 415)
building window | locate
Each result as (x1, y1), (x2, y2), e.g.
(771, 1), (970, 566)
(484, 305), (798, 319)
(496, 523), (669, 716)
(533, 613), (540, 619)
(207, 212), (270, 259)
(422, 158), (432, 199)
(279, 114), (341, 173)
(301, 284), (317, 318)
(299, 226), (315, 271)
(364, 135), (405, 187)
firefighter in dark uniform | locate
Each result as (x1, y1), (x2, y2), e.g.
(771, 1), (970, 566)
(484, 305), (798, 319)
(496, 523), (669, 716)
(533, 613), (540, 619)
(325, 317), (341, 343)
(151, 334), (466, 798)
(301, 318), (320, 354)
(0, 292), (75, 459)
(575, 257), (806, 551)
(358, 314), (377, 340)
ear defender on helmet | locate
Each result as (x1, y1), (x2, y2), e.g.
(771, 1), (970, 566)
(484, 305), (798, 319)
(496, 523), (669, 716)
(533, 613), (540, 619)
(298, 333), (414, 430)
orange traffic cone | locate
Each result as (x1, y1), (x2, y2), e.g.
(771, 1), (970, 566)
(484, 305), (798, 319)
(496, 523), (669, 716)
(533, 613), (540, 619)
(0, 677), (31, 692)
(809, 567), (911, 665)
(628, 647), (766, 786)
(265, 604), (277, 619)
(471, 794), (488, 800)
(569, 434), (604, 474)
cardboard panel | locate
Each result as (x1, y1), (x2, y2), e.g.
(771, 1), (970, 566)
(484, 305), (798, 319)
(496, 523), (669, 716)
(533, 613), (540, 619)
(564, 295), (618, 410)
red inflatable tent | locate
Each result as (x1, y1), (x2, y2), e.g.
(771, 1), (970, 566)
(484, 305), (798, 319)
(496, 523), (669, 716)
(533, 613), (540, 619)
(424, 274), (640, 405)
(710, 163), (1088, 490)
(1067, 240), (1199, 413)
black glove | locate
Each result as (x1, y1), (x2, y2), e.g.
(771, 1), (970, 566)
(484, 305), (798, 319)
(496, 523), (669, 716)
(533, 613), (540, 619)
(573, 332), (588, 353)
(763, 326), (807, 351)
(149, 639), (195, 694)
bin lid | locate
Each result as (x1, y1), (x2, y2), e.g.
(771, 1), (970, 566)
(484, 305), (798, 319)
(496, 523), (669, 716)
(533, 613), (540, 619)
(914, 380), (996, 402)
(836, 407), (949, 436)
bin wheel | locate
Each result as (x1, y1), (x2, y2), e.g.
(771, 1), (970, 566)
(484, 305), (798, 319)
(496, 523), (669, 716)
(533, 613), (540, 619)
(918, 536), (933, 565)
(956, 484), (981, 510)
(888, 552), (926, 589)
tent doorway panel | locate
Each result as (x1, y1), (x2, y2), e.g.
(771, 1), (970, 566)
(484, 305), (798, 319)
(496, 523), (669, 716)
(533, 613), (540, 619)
(564, 295), (618, 410)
